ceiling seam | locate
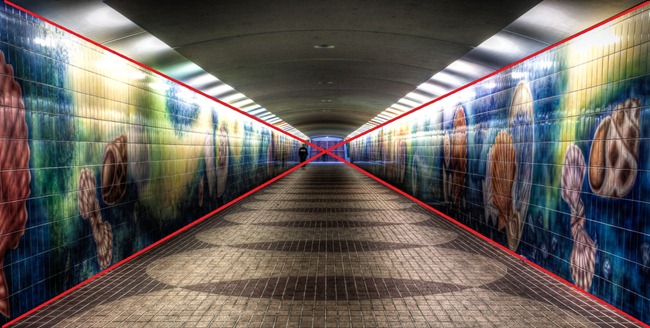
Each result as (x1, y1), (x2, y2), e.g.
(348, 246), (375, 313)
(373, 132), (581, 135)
(170, 29), (478, 49)
(101, 30), (148, 45)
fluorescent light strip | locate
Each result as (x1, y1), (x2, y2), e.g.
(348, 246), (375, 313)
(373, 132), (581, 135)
(206, 83), (235, 96)
(187, 73), (219, 88)
(396, 98), (419, 108)
(242, 104), (262, 112)
(384, 108), (404, 115)
(231, 98), (255, 108)
(220, 93), (247, 103)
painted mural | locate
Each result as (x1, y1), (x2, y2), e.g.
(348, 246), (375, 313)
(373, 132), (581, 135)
(0, 4), (301, 322)
(350, 5), (650, 324)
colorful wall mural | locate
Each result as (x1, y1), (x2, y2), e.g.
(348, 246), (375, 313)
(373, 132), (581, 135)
(0, 4), (301, 322)
(350, 5), (650, 324)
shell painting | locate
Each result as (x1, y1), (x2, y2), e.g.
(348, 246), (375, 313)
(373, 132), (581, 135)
(481, 81), (534, 251)
(490, 131), (517, 249)
(509, 81), (534, 227)
(0, 51), (30, 317)
(216, 125), (229, 198)
(588, 98), (641, 198)
(78, 169), (114, 270)
(102, 134), (128, 205)
(451, 107), (467, 207)
(561, 144), (596, 291)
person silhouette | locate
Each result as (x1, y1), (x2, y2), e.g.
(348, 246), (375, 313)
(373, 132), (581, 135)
(298, 144), (308, 169)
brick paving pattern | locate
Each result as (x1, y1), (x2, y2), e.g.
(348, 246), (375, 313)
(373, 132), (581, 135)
(11, 163), (642, 327)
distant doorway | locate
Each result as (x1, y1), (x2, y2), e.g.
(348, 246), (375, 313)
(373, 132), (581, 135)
(309, 137), (348, 162)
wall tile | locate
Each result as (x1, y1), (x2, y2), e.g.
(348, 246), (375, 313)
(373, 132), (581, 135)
(0, 4), (302, 323)
(351, 5), (650, 324)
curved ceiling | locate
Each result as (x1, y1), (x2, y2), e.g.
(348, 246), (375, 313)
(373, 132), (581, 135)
(11, 0), (644, 139)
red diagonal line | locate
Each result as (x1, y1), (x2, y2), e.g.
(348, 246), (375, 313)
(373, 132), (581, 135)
(324, 150), (648, 328)
(321, 0), (650, 153)
(2, 0), (319, 149)
(0, 2), (332, 326)
(2, 148), (330, 328)
(313, 3), (650, 325)
(5, 1), (649, 327)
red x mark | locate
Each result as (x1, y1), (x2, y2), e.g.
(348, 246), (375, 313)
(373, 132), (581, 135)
(4, 1), (649, 326)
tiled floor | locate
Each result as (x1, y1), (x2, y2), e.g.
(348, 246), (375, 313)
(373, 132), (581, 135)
(11, 163), (643, 327)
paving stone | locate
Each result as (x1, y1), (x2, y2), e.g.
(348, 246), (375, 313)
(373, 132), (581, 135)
(11, 164), (641, 327)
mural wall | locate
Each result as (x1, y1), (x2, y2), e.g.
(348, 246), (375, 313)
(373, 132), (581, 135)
(0, 4), (301, 322)
(350, 5), (650, 324)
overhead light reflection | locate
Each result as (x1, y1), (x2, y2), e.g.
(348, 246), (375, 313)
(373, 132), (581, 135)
(482, 81), (497, 90)
(127, 71), (147, 80)
(161, 62), (204, 79)
(416, 82), (446, 96)
(511, 71), (528, 79)
(385, 108), (404, 116)
(479, 33), (521, 55)
(148, 82), (170, 92)
(403, 91), (431, 103)
(34, 37), (55, 47)
(134, 35), (170, 54)
(397, 98), (419, 108)
(431, 71), (466, 86)
(573, 28), (619, 52)
(86, 6), (133, 28)
(390, 103), (412, 112)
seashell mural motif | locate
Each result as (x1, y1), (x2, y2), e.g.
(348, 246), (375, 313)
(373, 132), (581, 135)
(588, 98), (641, 198)
(78, 169), (114, 270)
(101, 134), (128, 205)
(216, 125), (229, 198)
(0, 50), (30, 317)
(481, 81), (534, 251)
(490, 131), (516, 243)
(451, 107), (467, 207)
(204, 133), (215, 197)
(509, 81), (534, 227)
(561, 144), (596, 291)
(78, 169), (100, 221)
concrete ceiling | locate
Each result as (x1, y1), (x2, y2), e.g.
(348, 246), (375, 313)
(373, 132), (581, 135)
(10, 0), (644, 138)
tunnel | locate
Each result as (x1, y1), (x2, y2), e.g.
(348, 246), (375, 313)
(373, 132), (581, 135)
(0, 1), (649, 326)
